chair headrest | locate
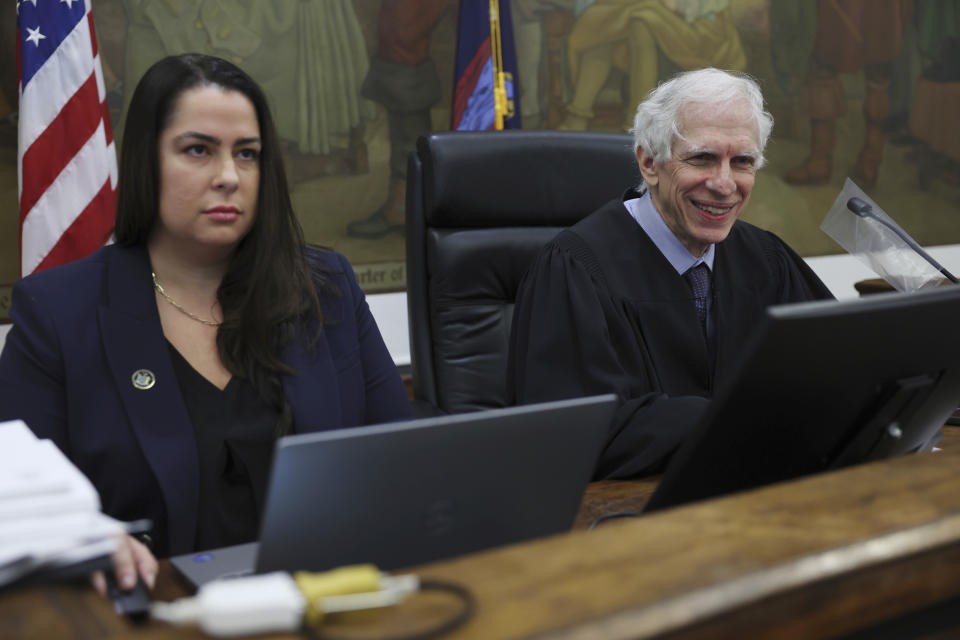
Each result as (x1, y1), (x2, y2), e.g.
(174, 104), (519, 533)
(417, 131), (640, 228)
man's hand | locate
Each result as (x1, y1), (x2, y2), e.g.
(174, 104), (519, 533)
(91, 534), (158, 596)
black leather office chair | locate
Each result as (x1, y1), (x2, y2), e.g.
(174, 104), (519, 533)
(406, 130), (640, 415)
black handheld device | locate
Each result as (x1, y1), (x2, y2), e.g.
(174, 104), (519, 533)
(104, 572), (152, 622)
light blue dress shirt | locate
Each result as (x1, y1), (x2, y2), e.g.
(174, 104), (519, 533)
(624, 191), (715, 337)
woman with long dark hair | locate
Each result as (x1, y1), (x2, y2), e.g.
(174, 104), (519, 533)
(0, 54), (411, 592)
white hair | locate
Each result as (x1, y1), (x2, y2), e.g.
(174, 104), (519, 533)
(629, 68), (774, 186)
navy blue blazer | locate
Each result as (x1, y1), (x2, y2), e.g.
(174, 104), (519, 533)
(0, 244), (411, 556)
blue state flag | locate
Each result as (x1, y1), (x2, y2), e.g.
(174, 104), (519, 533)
(452, 1), (522, 130)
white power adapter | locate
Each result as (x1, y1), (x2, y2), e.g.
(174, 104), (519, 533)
(151, 566), (419, 636)
(151, 572), (305, 637)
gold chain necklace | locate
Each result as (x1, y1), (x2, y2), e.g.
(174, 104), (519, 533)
(152, 272), (221, 327)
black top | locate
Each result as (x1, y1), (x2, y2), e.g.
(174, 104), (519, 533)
(508, 196), (835, 479)
(167, 342), (278, 551)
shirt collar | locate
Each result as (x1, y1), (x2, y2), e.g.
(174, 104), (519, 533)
(624, 191), (715, 275)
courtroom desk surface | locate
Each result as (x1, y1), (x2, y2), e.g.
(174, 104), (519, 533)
(334, 442), (960, 640)
(3, 427), (960, 639)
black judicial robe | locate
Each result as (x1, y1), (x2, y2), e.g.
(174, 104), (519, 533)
(507, 198), (834, 479)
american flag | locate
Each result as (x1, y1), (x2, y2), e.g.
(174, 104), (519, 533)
(17, 0), (116, 276)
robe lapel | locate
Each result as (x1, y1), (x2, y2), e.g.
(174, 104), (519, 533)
(711, 241), (771, 386)
(633, 276), (712, 393)
(97, 246), (198, 554)
(603, 212), (711, 394)
(712, 249), (732, 383)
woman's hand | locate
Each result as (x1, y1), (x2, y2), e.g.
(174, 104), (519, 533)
(91, 534), (158, 597)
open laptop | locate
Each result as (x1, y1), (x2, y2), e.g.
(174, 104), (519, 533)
(172, 394), (617, 587)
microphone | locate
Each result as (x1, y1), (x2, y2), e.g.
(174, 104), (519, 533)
(846, 197), (959, 284)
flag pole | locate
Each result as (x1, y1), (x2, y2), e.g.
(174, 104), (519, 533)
(488, 0), (506, 130)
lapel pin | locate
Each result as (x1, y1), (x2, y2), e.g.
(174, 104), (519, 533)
(131, 369), (156, 390)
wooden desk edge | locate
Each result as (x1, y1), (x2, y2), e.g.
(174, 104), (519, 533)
(411, 445), (960, 639)
(557, 429), (960, 638)
(548, 511), (960, 639)
(6, 433), (960, 640)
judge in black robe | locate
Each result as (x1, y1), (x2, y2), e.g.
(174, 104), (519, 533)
(507, 68), (834, 479)
(508, 195), (833, 478)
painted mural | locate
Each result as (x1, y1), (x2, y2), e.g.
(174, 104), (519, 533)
(2, 0), (959, 310)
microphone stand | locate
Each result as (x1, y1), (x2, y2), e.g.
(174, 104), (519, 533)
(846, 197), (959, 284)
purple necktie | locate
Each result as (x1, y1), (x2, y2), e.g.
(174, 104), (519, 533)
(684, 263), (711, 339)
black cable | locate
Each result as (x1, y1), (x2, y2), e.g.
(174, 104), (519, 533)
(302, 578), (476, 640)
(587, 510), (643, 530)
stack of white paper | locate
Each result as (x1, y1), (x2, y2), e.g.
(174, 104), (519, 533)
(0, 420), (123, 587)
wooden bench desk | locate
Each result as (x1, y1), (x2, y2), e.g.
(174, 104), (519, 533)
(4, 429), (960, 639)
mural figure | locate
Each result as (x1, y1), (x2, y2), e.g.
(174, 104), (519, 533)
(783, 0), (906, 187)
(120, 0), (374, 182)
(347, 0), (455, 239)
(908, 0), (960, 187)
(509, 0), (577, 129)
(559, 0), (746, 131)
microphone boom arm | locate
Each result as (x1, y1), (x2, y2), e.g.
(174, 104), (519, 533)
(846, 197), (959, 284)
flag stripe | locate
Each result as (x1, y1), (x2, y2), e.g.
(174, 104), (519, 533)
(19, 73), (102, 219)
(18, 10), (95, 161)
(18, 0), (116, 276)
(34, 179), (115, 273)
(21, 120), (113, 275)
(88, 13), (116, 165)
(87, 11), (98, 58)
(452, 38), (491, 129)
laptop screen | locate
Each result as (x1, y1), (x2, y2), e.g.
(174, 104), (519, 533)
(251, 394), (617, 574)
